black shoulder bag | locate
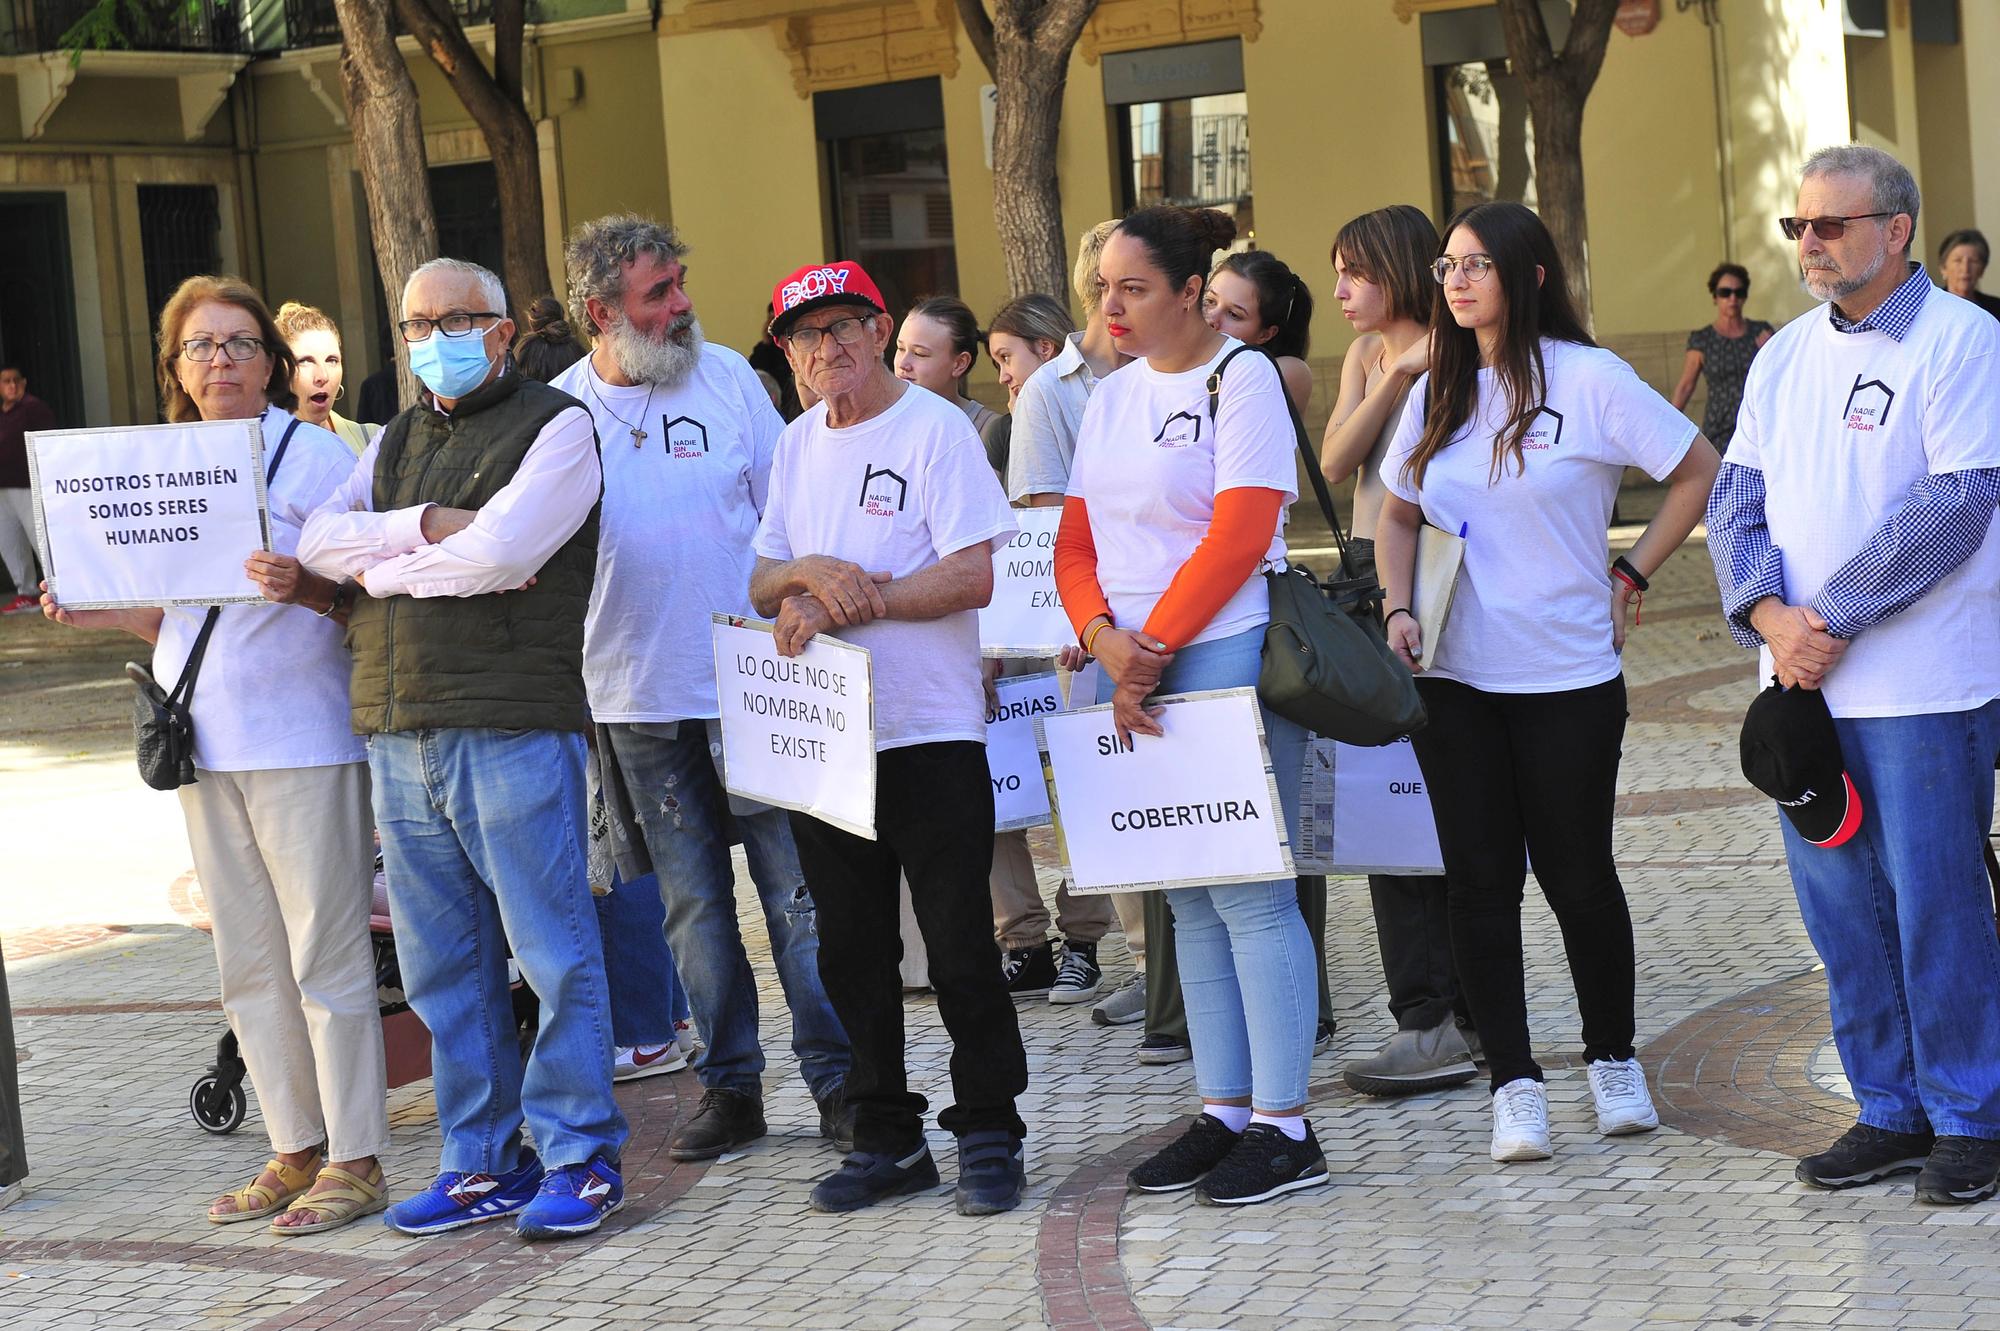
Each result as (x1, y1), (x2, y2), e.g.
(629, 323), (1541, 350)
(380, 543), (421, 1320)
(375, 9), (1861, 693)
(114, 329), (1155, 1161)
(1206, 347), (1426, 746)
(129, 418), (300, 790)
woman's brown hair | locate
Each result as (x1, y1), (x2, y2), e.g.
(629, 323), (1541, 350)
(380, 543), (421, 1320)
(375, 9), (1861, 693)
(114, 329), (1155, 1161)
(1401, 201), (1593, 489)
(156, 276), (296, 423)
(274, 300), (339, 343)
(1332, 204), (1438, 327)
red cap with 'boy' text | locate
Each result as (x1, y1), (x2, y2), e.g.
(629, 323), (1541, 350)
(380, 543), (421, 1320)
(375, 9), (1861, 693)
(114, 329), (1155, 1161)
(767, 261), (886, 338)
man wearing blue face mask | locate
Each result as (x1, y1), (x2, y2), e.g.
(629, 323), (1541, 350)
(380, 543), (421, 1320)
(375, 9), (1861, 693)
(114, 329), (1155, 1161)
(300, 257), (625, 1241)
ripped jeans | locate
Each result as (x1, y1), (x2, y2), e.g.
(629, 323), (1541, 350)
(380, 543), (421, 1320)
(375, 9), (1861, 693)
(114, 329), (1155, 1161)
(603, 722), (850, 1102)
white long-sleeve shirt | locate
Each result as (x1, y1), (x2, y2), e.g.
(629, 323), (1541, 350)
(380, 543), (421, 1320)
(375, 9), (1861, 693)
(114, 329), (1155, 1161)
(299, 404), (601, 599)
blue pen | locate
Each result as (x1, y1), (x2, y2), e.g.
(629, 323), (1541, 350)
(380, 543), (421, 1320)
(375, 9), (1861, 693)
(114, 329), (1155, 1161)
(1457, 521), (1468, 539)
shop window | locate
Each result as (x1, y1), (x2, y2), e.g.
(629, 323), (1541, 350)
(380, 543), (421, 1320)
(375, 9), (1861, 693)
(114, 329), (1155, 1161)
(1105, 39), (1251, 233)
(817, 78), (960, 319)
(1435, 59), (1535, 215)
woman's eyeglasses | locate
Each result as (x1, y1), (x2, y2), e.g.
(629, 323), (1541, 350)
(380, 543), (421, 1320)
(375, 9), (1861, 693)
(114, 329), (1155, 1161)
(1431, 255), (1495, 284)
(1713, 287), (1747, 300)
(1778, 213), (1891, 241)
(180, 337), (266, 363)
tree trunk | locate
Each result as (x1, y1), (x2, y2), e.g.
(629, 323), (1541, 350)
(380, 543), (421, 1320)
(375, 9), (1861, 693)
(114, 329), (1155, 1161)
(394, 0), (553, 314)
(333, 0), (438, 409)
(1493, 0), (1619, 326)
(959, 0), (1098, 300)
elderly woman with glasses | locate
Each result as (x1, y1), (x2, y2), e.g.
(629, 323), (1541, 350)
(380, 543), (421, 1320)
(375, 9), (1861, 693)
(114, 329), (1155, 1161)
(40, 276), (388, 1235)
(1670, 262), (1775, 453)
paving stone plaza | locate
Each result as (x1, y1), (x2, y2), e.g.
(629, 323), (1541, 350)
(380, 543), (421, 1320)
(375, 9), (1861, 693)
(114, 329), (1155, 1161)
(4, 543), (1999, 1330)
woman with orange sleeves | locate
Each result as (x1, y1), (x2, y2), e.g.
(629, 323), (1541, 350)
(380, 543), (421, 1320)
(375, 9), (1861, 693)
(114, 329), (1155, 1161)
(1055, 204), (1325, 1206)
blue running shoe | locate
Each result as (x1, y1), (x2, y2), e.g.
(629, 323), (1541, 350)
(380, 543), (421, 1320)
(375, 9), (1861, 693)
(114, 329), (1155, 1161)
(515, 1156), (624, 1240)
(384, 1153), (544, 1235)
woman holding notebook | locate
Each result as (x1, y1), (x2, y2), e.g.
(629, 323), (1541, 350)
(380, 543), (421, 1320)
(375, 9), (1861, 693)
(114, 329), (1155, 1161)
(1373, 201), (1718, 1164)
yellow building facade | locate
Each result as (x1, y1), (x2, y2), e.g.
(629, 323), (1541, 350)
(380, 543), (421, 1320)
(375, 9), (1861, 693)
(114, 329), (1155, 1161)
(1, 0), (1994, 430)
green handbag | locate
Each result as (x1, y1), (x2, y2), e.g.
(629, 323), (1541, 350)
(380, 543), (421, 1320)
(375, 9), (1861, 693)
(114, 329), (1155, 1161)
(1205, 348), (1426, 746)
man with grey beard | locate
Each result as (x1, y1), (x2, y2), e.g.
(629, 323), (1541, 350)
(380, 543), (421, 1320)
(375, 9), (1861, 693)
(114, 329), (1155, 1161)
(552, 216), (852, 1163)
(1707, 145), (2000, 1206)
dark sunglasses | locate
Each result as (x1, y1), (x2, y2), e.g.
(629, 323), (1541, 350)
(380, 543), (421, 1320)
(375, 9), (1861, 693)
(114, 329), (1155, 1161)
(1778, 212), (1892, 241)
(1713, 286), (1747, 299)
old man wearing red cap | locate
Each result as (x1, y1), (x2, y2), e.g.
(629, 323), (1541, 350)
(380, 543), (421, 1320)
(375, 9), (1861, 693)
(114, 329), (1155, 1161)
(748, 261), (1030, 1217)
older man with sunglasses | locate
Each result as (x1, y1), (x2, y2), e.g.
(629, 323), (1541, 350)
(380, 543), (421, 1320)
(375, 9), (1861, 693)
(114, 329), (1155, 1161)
(1707, 144), (2000, 1207)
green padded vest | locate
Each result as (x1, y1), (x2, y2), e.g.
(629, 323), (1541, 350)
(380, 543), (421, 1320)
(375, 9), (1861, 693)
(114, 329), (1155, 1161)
(344, 372), (599, 734)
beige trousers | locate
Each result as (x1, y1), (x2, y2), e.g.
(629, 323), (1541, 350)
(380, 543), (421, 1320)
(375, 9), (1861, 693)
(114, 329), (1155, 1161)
(989, 830), (1116, 950)
(1111, 892), (1148, 964)
(180, 762), (389, 1160)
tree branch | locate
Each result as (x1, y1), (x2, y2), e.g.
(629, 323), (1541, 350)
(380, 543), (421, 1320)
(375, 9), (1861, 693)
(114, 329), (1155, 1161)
(1033, 0), (1098, 60)
(1558, 0), (1621, 98)
(955, 0), (997, 80)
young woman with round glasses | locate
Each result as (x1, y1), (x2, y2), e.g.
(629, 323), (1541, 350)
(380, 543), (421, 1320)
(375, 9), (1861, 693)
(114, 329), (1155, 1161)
(1373, 201), (1720, 1164)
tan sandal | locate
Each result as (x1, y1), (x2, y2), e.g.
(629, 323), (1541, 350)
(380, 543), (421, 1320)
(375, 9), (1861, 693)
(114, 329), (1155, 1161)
(269, 1162), (389, 1236)
(207, 1152), (321, 1225)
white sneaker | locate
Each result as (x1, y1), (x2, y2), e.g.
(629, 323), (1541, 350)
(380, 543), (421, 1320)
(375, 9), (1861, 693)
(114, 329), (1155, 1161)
(1490, 1077), (1552, 1162)
(1587, 1057), (1660, 1136)
(613, 1042), (688, 1081)
(673, 1019), (701, 1058)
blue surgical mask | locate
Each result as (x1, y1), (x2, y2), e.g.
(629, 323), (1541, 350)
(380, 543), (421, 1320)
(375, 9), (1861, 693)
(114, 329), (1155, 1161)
(409, 329), (497, 399)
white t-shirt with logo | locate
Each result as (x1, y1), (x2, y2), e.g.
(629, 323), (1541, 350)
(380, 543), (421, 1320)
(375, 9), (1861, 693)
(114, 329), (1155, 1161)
(154, 407), (366, 772)
(753, 383), (1018, 751)
(1067, 338), (1298, 647)
(1381, 339), (1695, 693)
(551, 346), (784, 721)
(1729, 293), (2000, 718)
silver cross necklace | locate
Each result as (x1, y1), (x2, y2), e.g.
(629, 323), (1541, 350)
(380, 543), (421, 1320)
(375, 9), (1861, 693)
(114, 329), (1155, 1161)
(587, 368), (659, 448)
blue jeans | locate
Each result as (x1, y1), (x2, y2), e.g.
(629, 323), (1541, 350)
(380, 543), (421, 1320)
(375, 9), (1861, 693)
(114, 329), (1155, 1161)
(1779, 697), (2000, 1140)
(596, 870), (691, 1048)
(1096, 626), (1314, 1110)
(369, 727), (627, 1172)
(604, 723), (849, 1102)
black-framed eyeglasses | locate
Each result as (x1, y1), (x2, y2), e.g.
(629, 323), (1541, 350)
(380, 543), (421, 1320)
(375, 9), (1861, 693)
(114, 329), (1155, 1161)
(1778, 213), (1892, 242)
(180, 336), (266, 363)
(1431, 254), (1495, 284)
(398, 312), (503, 343)
(783, 315), (873, 353)
(1713, 286), (1747, 300)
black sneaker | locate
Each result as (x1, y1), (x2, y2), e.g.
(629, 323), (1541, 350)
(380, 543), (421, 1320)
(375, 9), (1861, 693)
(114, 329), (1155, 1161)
(1049, 941), (1102, 1005)
(816, 1085), (854, 1154)
(1136, 1033), (1192, 1065)
(1795, 1122), (1934, 1190)
(1312, 1018), (1337, 1055)
(953, 1130), (1026, 1215)
(808, 1142), (940, 1213)
(1003, 941), (1057, 998)
(1127, 1113), (1240, 1193)
(667, 1087), (767, 1162)
(1195, 1122), (1330, 1206)
(1915, 1136), (2000, 1206)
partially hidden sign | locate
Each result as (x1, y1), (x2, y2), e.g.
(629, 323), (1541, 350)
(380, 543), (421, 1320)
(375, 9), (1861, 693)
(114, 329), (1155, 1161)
(711, 614), (877, 840)
(28, 419), (272, 609)
(1038, 688), (1292, 894)
(1294, 735), (1444, 875)
(979, 507), (1069, 658)
(985, 670), (1058, 832)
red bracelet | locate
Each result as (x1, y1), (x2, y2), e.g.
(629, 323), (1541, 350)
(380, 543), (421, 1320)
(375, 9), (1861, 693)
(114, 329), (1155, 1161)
(1610, 565), (1644, 624)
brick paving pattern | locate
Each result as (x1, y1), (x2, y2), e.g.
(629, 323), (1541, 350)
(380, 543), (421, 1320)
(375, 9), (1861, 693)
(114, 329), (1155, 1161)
(3, 545), (1999, 1330)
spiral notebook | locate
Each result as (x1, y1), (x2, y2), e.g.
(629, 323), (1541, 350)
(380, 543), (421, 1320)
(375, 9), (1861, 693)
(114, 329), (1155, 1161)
(1412, 524), (1466, 664)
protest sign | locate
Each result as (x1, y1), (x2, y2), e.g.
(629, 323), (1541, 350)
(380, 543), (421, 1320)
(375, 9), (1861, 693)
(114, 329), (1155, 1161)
(1064, 660), (1104, 710)
(1039, 688), (1291, 893)
(28, 420), (271, 609)
(1294, 735), (1443, 875)
(985, 671), (1058, 831)
(979, 508), (1069, 658)
(711, 614), (877, 839)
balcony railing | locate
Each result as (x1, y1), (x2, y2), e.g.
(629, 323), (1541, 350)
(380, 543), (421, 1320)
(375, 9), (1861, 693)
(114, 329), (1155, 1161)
(1, 0), (244, 54)
(282, 0), (539, 49)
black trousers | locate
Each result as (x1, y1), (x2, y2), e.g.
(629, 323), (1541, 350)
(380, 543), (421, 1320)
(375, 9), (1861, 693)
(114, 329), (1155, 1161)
(788, 741), (1028, 1152)
(1365, 872), (1468, 1033)
(0, 945), (22, 1187)
(1407, 676), (1637, 1090)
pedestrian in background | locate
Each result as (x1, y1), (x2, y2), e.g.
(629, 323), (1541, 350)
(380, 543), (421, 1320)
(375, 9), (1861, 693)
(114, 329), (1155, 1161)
(1669, 263), (1774, 453)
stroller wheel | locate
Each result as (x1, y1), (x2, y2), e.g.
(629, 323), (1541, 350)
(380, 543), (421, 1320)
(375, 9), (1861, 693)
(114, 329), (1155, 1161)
(191, 1075), (247, 1134)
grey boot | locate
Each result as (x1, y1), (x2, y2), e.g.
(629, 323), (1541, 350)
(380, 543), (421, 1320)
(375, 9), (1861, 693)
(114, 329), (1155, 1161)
(1342, 1019), (1479, 1097)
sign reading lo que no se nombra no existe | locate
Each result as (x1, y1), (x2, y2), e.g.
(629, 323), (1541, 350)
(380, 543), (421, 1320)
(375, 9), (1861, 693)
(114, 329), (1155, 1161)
(27, 420), (274, 609)
(711, 614), (877, 839)
(1039, 688), (1292, 894)
(979, 508), (1071, 658)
